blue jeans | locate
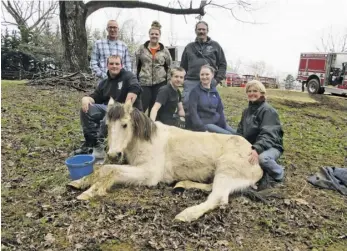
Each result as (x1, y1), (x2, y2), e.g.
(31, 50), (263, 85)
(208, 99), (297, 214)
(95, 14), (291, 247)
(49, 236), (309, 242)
(206, 124), (237, 135)
(258, 148), (284, 181)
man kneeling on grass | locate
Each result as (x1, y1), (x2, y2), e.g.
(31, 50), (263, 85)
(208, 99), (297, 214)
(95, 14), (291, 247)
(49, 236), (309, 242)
(71, 55), (142, 161)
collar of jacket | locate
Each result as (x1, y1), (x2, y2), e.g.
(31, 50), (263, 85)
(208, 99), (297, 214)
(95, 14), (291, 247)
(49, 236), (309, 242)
(199, 83), (217, 93)
(248, 96), (266, 108)
(107, 68), (125, 79)
(195, 36), (212, 44)
(144, 41), (165, 51)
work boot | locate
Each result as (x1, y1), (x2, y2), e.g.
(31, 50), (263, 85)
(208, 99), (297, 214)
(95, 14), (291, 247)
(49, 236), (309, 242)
(70, 141), (94, 156)
(256, 172), (284, 191)
(92, 140), (106, 163)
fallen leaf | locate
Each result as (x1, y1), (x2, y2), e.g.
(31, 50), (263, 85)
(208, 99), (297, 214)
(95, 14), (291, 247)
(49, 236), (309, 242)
(293, 198), (309, 206)
(26, 212), (33, 218)
(44, 233), (55, 245)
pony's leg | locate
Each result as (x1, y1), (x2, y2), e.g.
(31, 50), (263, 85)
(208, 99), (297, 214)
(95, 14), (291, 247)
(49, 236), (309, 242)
(76, 164), (155, 200)
(175, 174), (253, 222)
(76, 181), (107, 200)
(68, 165), (115, 189)
(174, 180), (212, 192)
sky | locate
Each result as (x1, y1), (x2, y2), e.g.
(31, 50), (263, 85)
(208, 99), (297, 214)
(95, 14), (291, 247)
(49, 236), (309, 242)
(85, 0), (347, 79)
(1, 0), (346, 80)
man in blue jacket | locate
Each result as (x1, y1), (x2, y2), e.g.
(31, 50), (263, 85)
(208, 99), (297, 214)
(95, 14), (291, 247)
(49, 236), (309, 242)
(72, 55), (142, 159)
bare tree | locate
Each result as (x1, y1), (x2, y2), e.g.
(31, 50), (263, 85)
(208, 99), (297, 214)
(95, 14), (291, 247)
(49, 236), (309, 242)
(1, 1), (58, 43)
(248, 60), (266, 76)
(227, 58), (243, 73)
(316, 28), (347, 53)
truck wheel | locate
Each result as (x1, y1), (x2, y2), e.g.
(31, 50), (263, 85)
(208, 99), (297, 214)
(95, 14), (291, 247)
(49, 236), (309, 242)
(307, 79), (320, 94)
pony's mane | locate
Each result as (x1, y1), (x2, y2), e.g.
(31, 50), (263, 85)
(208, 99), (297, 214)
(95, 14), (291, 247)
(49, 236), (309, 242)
(107, 103), (157, 141)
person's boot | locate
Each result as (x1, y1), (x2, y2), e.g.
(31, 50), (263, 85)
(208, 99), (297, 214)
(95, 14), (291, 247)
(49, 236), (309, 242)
(256, 172), (284, 191)
(92, 139), (106, 164)
(70, 141), (94, 156)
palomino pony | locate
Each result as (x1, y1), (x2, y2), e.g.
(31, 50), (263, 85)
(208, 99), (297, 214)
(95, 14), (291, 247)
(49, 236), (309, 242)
(69, 98), (263, 222)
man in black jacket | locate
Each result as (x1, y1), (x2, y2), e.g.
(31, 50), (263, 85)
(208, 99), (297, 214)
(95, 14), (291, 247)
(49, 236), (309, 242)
(72, 55), (142, 159)
(180, 21), (227, 110)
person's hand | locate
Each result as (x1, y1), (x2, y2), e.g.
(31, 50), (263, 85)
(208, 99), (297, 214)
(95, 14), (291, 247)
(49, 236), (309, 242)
(82, 97), (92, 113)
(126, 93), (137, 103)
(248, 149), (259, 165)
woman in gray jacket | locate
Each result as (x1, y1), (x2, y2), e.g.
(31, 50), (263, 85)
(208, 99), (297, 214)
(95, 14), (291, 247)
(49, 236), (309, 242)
(135, 21), (172, 115)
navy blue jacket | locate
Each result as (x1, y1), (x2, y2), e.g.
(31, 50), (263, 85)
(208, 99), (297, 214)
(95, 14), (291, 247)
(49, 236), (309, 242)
(188, 84), (227, 131)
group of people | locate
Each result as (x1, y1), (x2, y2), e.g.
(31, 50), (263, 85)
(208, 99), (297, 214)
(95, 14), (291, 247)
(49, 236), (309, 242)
(73, 19), (285, 186)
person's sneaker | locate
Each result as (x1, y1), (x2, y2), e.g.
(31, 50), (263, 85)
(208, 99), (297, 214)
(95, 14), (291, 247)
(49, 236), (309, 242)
(92, 141), (106, 160)
(70, 141), (93, 156)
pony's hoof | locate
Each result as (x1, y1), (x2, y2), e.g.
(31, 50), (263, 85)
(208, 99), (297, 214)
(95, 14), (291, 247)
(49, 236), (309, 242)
(174, 208), (201, 222)
(174, 213), (190, 222)
(68, 180), (83, 189)
(77, 192), (92, 200)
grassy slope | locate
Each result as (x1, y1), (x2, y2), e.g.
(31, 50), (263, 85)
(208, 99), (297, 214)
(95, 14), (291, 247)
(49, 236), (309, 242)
(1, 81), (347, 250)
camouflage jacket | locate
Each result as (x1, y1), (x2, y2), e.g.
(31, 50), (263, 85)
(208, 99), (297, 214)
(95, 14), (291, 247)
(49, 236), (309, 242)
(135, 41), (172, 86)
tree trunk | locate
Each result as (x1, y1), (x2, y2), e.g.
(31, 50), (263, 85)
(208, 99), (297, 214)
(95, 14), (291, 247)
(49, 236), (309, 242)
(59, 1), (89, 72)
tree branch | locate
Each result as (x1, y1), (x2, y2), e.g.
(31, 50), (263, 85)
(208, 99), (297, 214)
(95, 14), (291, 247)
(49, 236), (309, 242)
(30, 1), (58, 30)
(2, 1), (27, 27)
(85, 0), (205, 19)
(205, 1), (263, 24)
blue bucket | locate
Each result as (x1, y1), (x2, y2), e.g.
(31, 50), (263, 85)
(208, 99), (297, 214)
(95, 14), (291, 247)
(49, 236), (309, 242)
(65, 154), (95, 180)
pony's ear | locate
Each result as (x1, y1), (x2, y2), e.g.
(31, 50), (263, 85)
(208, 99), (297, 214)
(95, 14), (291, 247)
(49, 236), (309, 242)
(108, 97), (115, 106)
(124, 99), (133, 114)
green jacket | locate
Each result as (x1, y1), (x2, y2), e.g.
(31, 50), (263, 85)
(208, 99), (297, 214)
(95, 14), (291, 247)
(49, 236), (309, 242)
(135, 41), (172, 86)
(237, 99), (284, 154)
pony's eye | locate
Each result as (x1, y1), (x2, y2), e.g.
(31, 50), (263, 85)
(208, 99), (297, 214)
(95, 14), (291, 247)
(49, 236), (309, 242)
(122, 124), (127, 129)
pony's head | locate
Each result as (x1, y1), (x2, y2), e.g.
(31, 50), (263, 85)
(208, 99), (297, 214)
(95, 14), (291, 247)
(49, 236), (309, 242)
(106, 98), (157, 160)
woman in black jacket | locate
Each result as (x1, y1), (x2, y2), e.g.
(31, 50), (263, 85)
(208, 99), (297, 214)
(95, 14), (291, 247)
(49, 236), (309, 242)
(237, 80), (284, 182)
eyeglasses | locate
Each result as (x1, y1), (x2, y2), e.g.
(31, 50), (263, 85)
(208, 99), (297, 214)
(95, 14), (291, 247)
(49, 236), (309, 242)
(107, 26), (119, 30)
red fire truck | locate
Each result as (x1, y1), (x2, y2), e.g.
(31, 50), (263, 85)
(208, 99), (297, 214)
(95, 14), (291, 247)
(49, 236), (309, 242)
(297, 52), (347, 95)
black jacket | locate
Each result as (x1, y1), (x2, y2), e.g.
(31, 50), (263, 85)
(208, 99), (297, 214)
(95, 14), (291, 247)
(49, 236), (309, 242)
(180, 37), (227, 83)
(89, 69), (143, 110)
(237, 99), (284, 154)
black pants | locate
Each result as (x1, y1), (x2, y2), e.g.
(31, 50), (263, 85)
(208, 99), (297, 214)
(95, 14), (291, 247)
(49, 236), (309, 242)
(141, 82), (166, 115)
(80, 104), (107, 145)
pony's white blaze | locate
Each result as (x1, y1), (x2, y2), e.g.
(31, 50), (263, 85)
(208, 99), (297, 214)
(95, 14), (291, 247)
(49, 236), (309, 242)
(107, 119), (132, 159)
(70, 102), (264, 222)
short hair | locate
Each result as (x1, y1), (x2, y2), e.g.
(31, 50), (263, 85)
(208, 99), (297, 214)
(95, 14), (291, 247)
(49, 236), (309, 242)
(195, 21), (209, 31)
(170, 67), (186, 77)
(107, 20), (118, 28)
(200, 64), (215, 74)
(246, 80), (266, 94)
(149, 21), (162, 34)
(107, 55), (122, 65)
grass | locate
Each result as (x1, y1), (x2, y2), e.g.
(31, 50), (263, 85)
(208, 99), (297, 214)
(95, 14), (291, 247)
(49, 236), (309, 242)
(1, 81), (347, 250)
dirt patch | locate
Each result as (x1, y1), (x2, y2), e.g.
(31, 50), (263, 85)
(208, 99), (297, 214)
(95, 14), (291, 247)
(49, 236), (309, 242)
(2, 83), (347, 250)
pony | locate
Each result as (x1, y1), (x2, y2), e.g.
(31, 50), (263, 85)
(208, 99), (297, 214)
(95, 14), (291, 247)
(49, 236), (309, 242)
(68, 98), (263, 222)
